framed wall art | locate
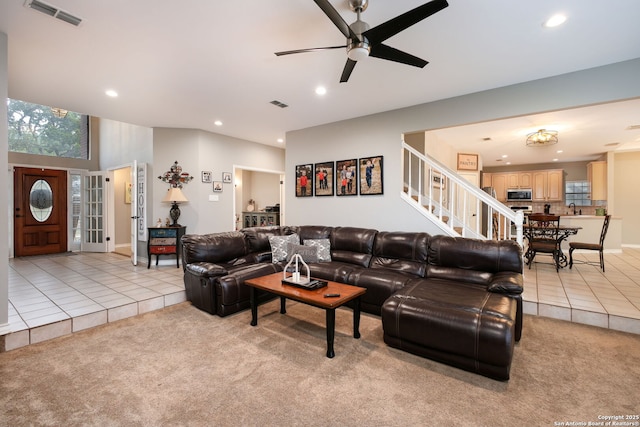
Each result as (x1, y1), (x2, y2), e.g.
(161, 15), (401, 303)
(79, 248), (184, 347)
(336, 159), (357, 196)
(359, 155), (383, 195)
(295, 164), (313, 197)
(213, 181), (223, 192)
(314, 161), (334, 196)
(457, 153), (479, 171)
(201, 171), (212, 183)
(222, 172), (232, 183)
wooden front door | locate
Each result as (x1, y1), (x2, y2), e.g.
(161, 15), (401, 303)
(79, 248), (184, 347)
(14, 167), (68, 256)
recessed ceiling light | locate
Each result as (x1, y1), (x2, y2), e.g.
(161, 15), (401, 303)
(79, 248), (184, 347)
(277, 138), (284, 143)
(501, 154), (508, 158)
(544, 14), (567, 28)
(214, 120), (223, 126)
(553, 158), (559, 162)
(556, 150), (563, 153)
(315, 86), (327, 96)
(506, 162), (511, 165)
(105, 89), (118, 97)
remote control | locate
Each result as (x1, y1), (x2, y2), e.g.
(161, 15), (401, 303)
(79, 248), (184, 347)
(324, 293), (340, 298)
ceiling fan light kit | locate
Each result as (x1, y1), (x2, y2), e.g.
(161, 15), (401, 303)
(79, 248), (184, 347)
(275, 0), (449, 82)
(526, 129), (559, 147)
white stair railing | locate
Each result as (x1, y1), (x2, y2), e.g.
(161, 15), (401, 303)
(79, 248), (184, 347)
(401, 142), (524, 246)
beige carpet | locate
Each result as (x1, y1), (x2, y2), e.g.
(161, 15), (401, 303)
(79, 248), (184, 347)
(1, 301), (639, 426)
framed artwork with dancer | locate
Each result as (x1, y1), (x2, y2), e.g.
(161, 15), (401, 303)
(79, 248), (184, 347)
(295, 164), (313, 197)
(359, 155), (383, 195)
(314, 161), (334, 196)
(336, 159), (357, 196)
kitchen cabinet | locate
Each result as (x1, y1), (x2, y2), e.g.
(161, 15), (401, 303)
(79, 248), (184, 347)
(506, 172), (532, 189)
(491, 174), (508, 201)
(532, 169), (563, 201)
(484, 171), (532, 201)
(147, 226), (186, 268)
(588, 161), (607, 201)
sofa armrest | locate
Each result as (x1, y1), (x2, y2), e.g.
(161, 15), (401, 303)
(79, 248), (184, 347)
(185, 262), (228, 278)
(251, 251), (273, 264)
(487, 271), (523, 295)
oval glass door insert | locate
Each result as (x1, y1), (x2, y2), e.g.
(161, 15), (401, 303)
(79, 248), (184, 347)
(29, 179), (54, 222)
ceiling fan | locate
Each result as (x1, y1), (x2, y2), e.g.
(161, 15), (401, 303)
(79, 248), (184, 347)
(275, 0), (449, 83)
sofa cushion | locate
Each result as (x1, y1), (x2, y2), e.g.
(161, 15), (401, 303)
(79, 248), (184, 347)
(298, 225), (333, 241)
(303, 238), (331, 262)
(242, 226), (298, 253)
(370, 231), (429, 277)
(182, 232), (246, 264)
(428, 235), (523, 274)
(269, 233), (300, 263)
(330, 227), (377, 267)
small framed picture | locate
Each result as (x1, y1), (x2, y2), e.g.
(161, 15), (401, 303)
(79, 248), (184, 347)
(457, 153), (479, 171)
(359, 155), (383, 195)
(295, 164), (313, 197)
(213, 181), (223, 192)
(432, 172), (446, 190)
(201, 171), (212, 183)
(314, 161), (334, 196)
(336, 159), (357, 196)
(222, 172), (232, 183)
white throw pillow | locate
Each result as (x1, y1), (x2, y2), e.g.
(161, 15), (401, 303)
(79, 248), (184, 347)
(303, 238), (331, 262)
(268, 234), (300, 263)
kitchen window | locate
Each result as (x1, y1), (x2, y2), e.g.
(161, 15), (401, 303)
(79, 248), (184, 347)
(565, 180), (591, 206)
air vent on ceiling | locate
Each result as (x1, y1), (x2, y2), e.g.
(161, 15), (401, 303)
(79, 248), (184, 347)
(626, 124), (640, 131)
(270, 100), (289, 109)
(25, 0), (83, 26)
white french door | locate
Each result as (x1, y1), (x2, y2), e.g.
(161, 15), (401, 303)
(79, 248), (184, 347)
(81, 171), (112, 252)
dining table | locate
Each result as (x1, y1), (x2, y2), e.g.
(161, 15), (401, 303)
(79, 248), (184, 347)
(524, 224), (582, 268)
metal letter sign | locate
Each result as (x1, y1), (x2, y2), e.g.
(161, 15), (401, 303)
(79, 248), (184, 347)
(137, 163), (147, 241)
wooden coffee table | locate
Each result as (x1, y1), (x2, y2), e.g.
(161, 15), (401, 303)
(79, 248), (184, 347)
(245, 272), (366, 358)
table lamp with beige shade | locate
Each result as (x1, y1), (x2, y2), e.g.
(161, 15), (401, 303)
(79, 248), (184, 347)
(162, 187), (188, 227)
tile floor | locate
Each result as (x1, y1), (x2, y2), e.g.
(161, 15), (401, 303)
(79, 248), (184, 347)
(3, 247), (640, 352)
(4, 252), (186, 351)
(522, 247), (640, 334)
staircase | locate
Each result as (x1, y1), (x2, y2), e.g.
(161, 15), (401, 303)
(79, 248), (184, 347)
(402, 142), (524, 246)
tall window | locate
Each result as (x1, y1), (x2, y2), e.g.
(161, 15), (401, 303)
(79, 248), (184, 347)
(7, 98), (89, 159)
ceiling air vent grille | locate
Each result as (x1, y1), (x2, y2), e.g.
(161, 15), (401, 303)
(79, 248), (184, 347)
(270, 100), (289, 109)
(25, 0), (83, 26)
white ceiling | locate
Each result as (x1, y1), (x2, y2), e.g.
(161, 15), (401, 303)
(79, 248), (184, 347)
(1, 0), (640, 166)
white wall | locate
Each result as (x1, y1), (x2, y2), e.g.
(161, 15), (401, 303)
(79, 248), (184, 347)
(285, 59), (640, 237)
(153, 128), (285, 235)
(614, 151), (640, 245)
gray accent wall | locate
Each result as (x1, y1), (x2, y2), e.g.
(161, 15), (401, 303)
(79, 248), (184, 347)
(285, 59), (640, 242)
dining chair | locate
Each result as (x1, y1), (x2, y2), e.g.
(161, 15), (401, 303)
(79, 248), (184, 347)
(568, 214), (611, 272)
(526, 213), (561, 271)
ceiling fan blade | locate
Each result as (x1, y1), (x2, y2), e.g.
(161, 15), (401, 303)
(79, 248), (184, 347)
(340, 59), (357, 83)
(275, 45), (346, 56)
(363, 0), (449, 44)
(369, 43), (428, 68)
(313, 0), (361, 41)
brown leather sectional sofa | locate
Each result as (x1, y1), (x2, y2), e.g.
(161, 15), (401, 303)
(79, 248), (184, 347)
(181, 225), (524, 380)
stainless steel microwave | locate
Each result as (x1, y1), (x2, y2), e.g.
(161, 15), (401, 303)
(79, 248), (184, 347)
(506, 188), (532, 202)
